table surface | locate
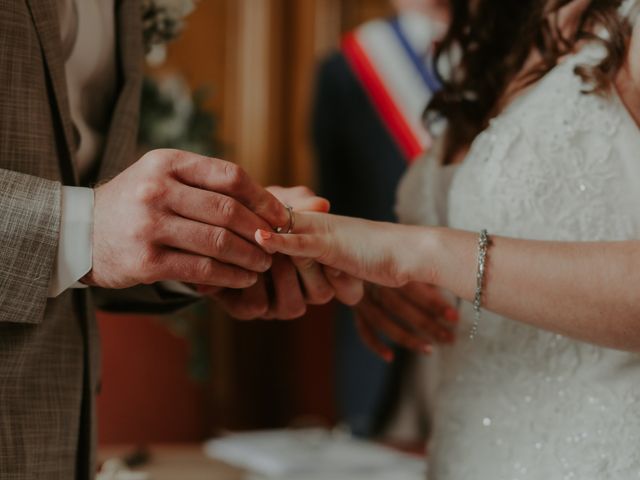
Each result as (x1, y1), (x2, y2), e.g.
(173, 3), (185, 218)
(98, 444), (246, 480)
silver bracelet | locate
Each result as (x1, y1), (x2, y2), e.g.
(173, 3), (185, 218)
(470, 229), (491, 340)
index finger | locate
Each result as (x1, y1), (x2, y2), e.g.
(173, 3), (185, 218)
(357, 297), (432, 355)
(169, 151), (289, 229)
(266, 186), (331, 213)
(397, 282), (458, 321)
(169, 184), (272, 242)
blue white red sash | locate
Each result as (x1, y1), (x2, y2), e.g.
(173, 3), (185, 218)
(342, 18), (440, 163)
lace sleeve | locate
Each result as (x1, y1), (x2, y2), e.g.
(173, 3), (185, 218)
(395, 153), (433, 225)
(396, 137), (457, 227)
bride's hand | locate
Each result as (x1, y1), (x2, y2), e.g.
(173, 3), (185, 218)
(204, 189), (364, 319)
(265, 187), (363, 306)
(255, 212), (422, 288)
(354, 282), (459, 362)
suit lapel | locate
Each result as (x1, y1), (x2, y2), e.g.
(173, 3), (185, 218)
(97, 0), (144, 182)
(25, 0), (78, 185)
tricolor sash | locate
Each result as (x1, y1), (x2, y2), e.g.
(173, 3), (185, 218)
(342, 17), (440, 163)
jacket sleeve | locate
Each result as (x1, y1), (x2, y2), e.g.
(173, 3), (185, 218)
(0, 168), (61, 324)
(90, 284), (200, 316)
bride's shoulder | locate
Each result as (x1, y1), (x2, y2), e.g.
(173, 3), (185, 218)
(395, 151), (434, 225)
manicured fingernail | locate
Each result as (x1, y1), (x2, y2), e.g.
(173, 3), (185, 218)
(257, 229), (272, 241)
(444, 308), (459, 323)
(320, 200), (331, 213)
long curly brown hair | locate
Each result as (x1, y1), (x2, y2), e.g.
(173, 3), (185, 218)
(427, 0), (634, 164)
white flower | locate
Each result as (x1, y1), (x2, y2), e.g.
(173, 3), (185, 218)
(142, 0), (197, 56)
(152, 0), (196, 18)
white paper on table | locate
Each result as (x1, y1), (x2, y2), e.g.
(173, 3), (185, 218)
(203, 429), (426, 479)
(246, 468), (426, 480)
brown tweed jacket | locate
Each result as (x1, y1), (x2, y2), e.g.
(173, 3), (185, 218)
(0, 1), (194, 478)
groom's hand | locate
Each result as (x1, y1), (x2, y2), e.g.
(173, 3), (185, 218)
(203, 186), (363, 319)
(203, 186), (332, 319)
(83, 149), (289, 289)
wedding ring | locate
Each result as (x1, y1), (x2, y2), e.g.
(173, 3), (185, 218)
(275, 205), (295, 234)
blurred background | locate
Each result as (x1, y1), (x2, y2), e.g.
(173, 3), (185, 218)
(98, 0), (397, 447)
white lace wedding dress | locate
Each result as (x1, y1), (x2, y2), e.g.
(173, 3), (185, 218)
(396, 14), (640, 480)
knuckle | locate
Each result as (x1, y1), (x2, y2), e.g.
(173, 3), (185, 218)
(129, 213), (158, 242)
(141, 149), (170, 170)
(196, 258), (217, 280)
(136, 248), (161, 284)
(134, 179), (167, 205)
(168, 148), (187, 163)
(215, 196), (237, 222)
(296, 257), (316, 271)
(222, 162), (247, 189)
(294, 236), (309, 251)
(210, 228), (231, 256)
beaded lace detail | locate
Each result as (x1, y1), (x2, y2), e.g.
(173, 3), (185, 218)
(396, 17), (640, 480)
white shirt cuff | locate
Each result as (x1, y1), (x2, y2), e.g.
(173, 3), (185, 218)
(48, 186), (94, 297)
